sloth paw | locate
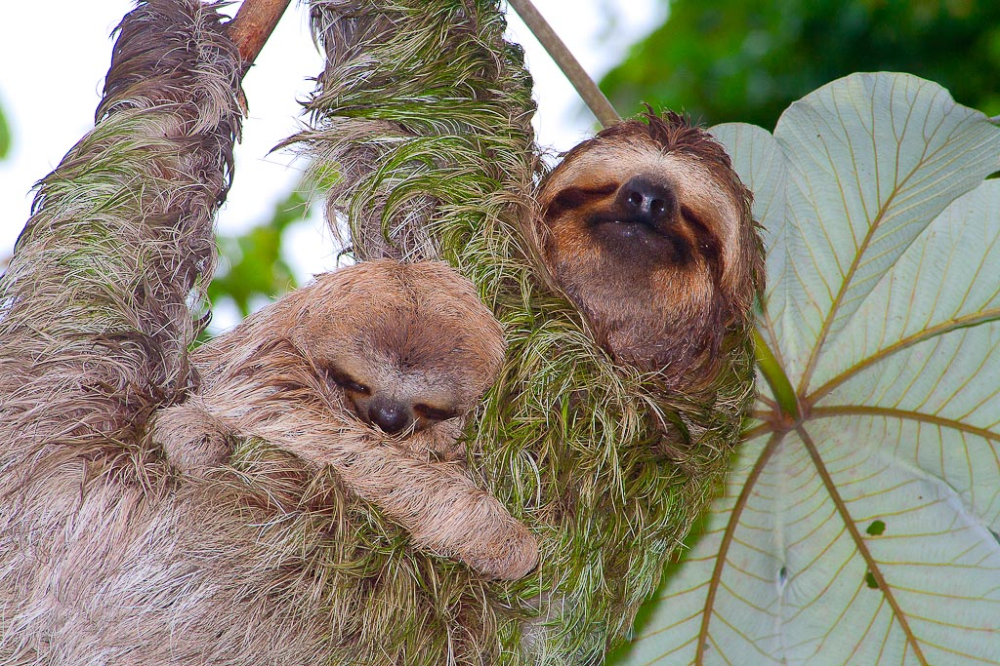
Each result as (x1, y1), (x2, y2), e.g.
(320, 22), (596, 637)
(153, 397), (233, 474)
(466, 520), (539, 580)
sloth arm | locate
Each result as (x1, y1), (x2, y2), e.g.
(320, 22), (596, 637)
(253, 414), (538, 581)
(155, 397), (537, 580)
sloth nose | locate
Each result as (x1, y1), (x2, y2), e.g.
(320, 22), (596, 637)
(620, 176), (674, 226)
(368, 398), (412, 434)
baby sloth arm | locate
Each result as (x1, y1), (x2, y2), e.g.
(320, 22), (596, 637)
(252, 409), (537, 581)
(155, 394), (537, 580)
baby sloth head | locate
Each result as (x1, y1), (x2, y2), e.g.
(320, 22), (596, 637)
(282, 261), (505, 451)
(292, 261), (504, 443)
(536, 111), (763, 386)
(191, 260), (506, 464)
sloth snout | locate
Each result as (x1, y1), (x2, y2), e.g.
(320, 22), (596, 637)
(367, 397), (412, 434)
(618, 176), (675, 227)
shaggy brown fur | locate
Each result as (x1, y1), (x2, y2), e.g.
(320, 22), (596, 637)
(0, 2), (532, 663)
(0, 0), (255, 662)
(156, 259), (537, 580)
(536, 111), (764, 385)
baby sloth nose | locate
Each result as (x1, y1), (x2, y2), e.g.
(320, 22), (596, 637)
(620, 176), (674, 226)
(367, 397), (412, 434)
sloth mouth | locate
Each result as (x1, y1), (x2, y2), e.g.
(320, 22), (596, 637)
(587, 211), (692, 263)
(597, 216), (662, 238)
(588, 211), (673, 241)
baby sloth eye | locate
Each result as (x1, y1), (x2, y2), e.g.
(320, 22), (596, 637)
(322, 366), (371, 395)
(413, 403), (459, 423)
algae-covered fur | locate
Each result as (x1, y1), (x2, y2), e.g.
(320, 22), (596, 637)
(0, 0), (760, 664)
(296, 0), (763, 663)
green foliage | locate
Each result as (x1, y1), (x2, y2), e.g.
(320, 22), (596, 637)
(0, 98), (10, 159)
(601, 0), (1000, 129)
(208, 187), (307, 318)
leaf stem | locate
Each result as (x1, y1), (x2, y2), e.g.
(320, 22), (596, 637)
(506, 0), (621, 128)
(808, 308), (1000, 405)
(811, 404), (1000, 443)
(754, 328), (800, 423)
(796, 425), (930, 665)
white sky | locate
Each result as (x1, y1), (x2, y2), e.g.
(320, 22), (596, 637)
(0, 0), (662, 318)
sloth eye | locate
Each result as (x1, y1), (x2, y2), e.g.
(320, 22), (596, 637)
(680, 205), (707, 231)
(345, 380), (370, 394)
(322, 366), (371, 395)
(681, 205), (722, 267)
(548, 183), (618, 216)
(413, 403), (459, 422)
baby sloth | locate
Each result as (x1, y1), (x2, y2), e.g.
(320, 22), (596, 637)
(537, 111), (763, 386)
(155, 259), (537, 580)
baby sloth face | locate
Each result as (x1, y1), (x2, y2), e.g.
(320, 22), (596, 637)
(537, 112), (762, 385)
(326, 343), (462, 437)
(289, 260), (505, 457)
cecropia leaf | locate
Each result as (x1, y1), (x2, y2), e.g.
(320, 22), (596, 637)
(611, 72), (1000, 666)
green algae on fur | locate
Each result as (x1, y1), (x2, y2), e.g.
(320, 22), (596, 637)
(292, 0), (761, 663)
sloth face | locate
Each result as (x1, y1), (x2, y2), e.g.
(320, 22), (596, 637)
(537, 112), (761, 383)
(290, 261), (505, 450)
(195, 260), (504, 463)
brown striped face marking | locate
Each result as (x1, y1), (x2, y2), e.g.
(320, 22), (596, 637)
(536, 112), (763, 386)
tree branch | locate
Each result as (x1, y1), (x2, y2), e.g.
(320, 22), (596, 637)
(227, 0), (292, 75)
(506, 0), (621, 129)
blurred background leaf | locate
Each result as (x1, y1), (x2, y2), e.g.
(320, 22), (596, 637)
(208, 185), (306, 320)
(1, 98), (11, 268)
(600, 0), (1000, 129)
(207, 163), (341, 330)
(0, 102), (10, 160)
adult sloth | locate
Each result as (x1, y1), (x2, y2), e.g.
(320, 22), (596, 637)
(297, 0), (763, 663)
(0, 0), (763, 665)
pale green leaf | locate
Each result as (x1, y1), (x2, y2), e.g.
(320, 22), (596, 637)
(613, 73), (1000, 666)
(725, 73), (1000, 388)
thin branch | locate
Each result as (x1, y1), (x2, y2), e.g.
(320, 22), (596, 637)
(227, 0), (293, 75)
(506, 0), (621, 129)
